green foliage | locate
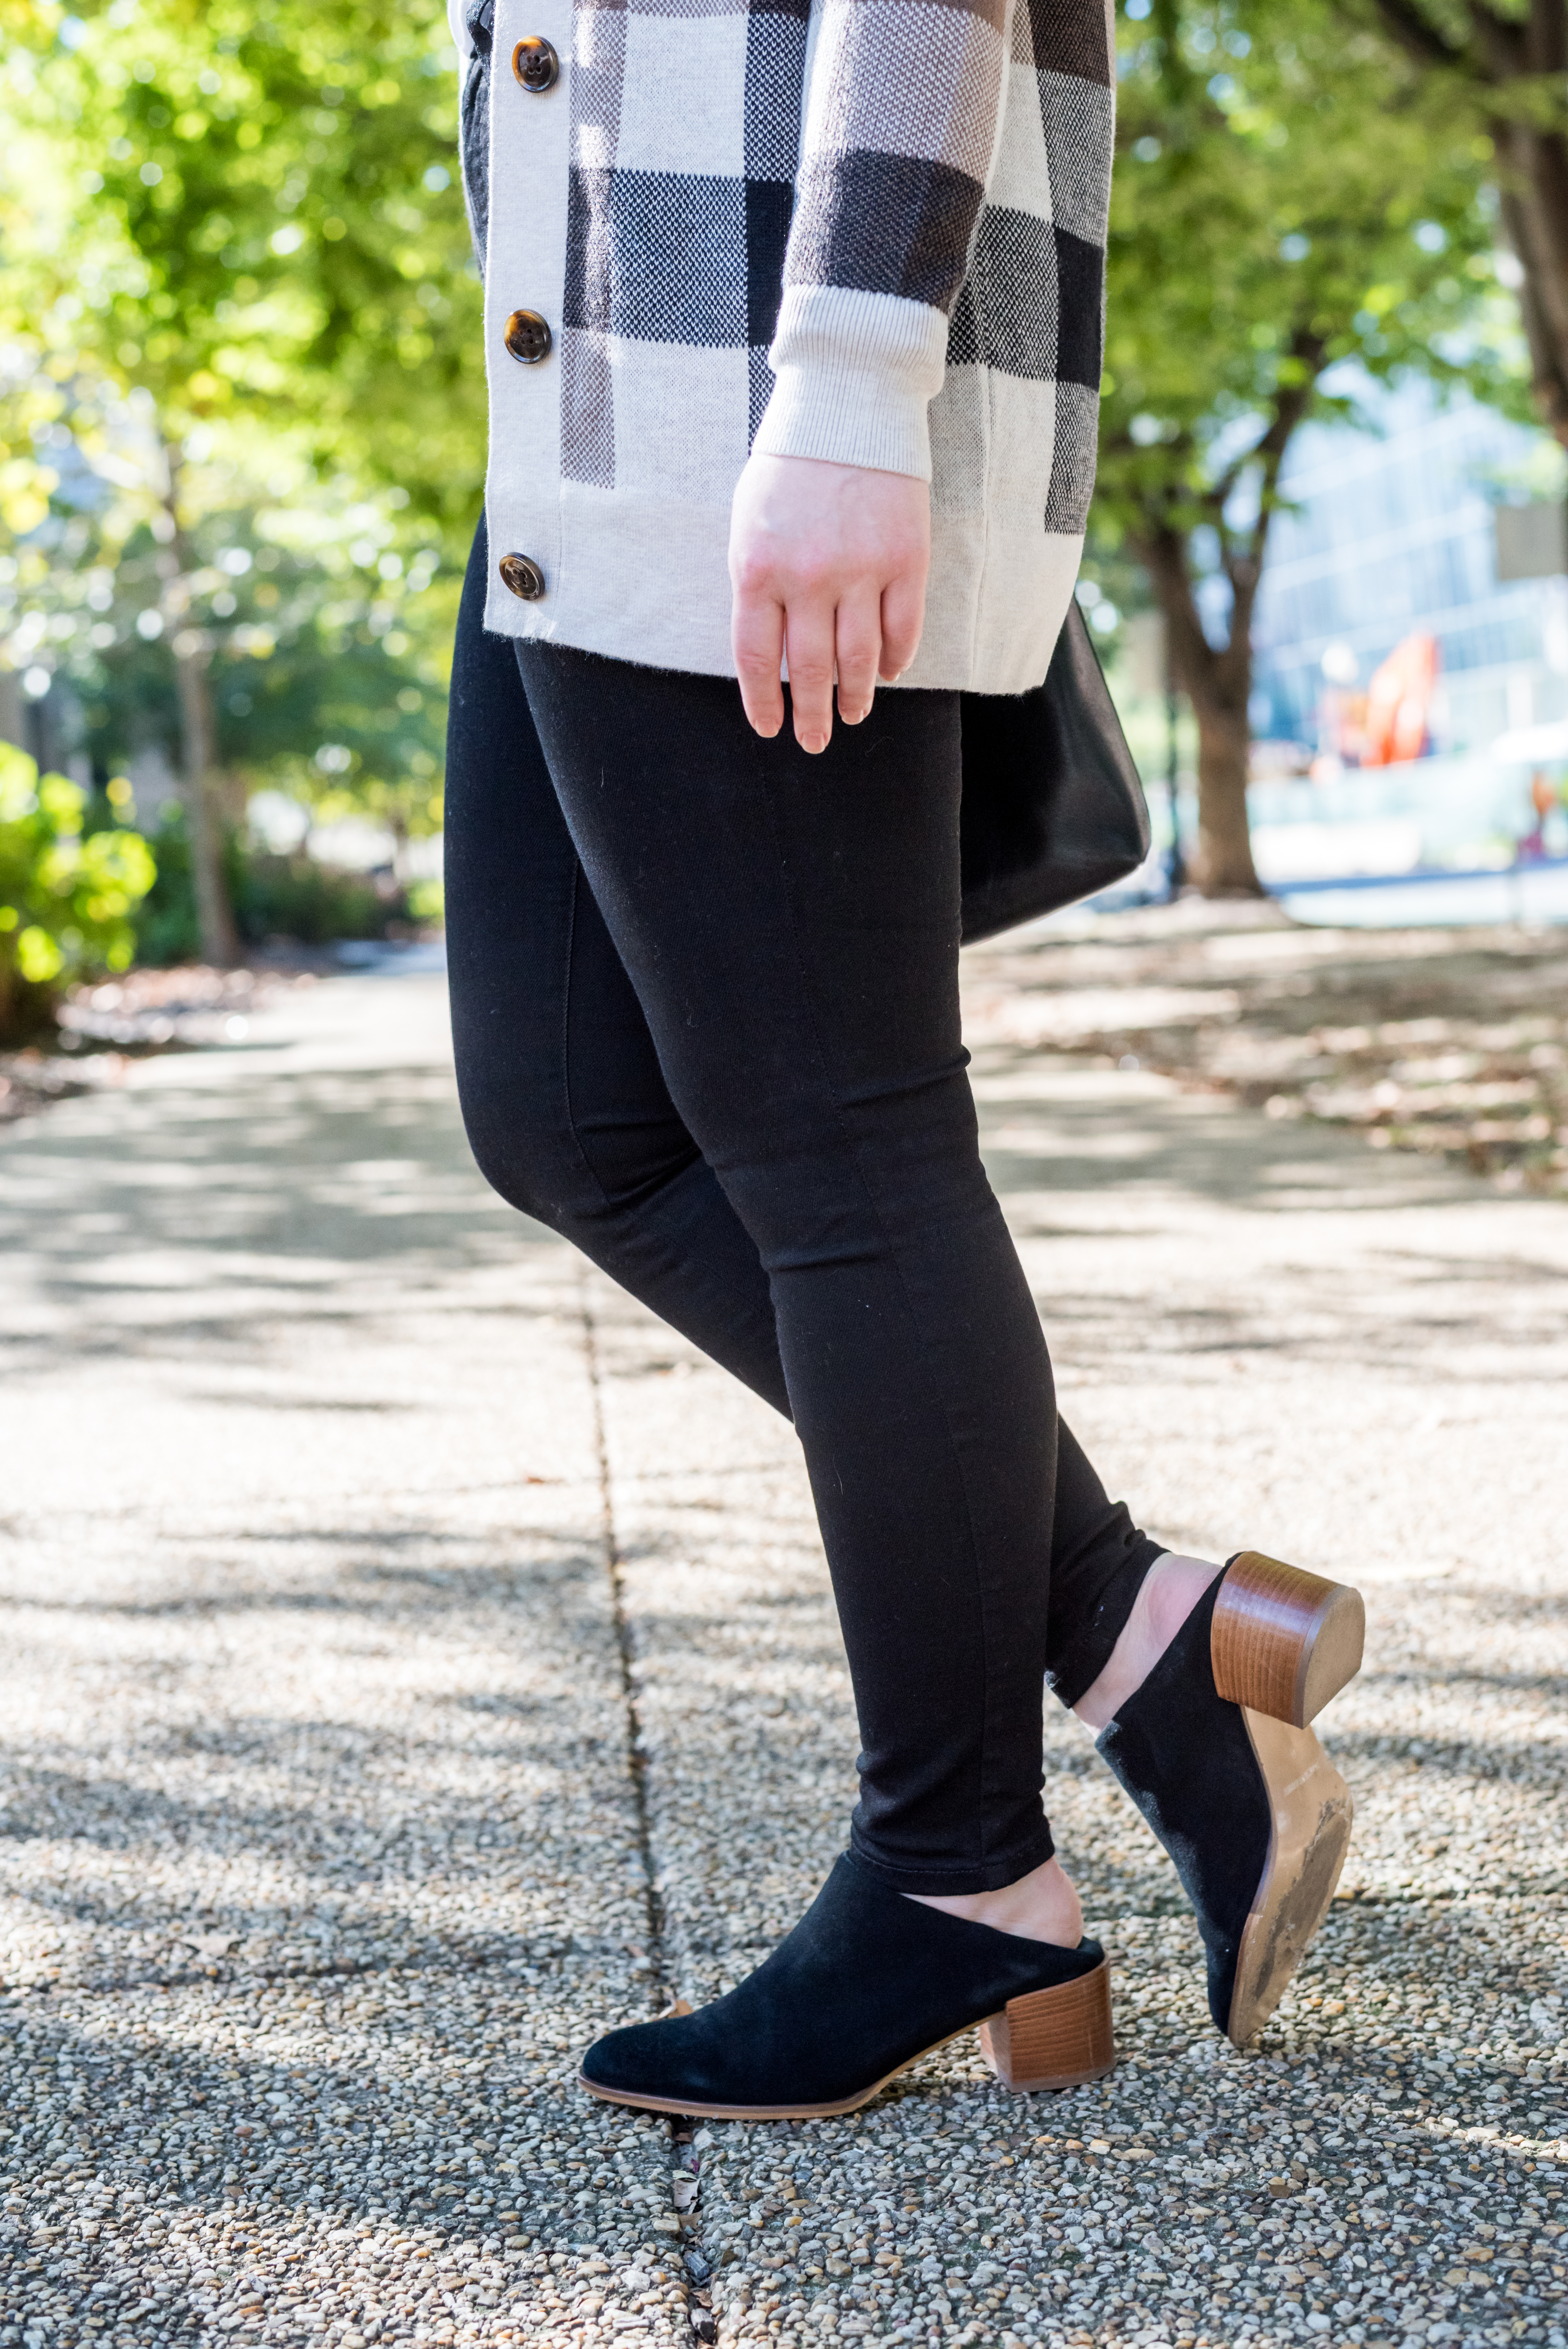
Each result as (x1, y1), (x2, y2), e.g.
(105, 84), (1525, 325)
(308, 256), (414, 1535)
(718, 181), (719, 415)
(126, 806), (202, 966)
(1324, 0), (1568, 449)
(0, 741), (155, 1038)
(130, 806), (431, 965)
(1099, 0), (1514, 558)
(1089, 0), (1520, 887)
(1, 0), (483, 535)
(0, 0), (476, 891)
(26, 493), (453, 836)
(232, 852), (404, 948)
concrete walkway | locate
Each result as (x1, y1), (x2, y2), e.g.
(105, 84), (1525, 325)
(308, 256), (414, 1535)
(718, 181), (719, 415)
(0, 937), (1564, 2349)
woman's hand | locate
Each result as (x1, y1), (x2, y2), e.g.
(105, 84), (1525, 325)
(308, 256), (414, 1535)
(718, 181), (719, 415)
(728, 452), (931, 754)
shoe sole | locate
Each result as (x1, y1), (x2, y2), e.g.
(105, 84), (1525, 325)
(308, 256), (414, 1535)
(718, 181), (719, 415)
(1226, 1710), (1354, 2047)
(578, 1957), (1115, 2120)
(1212, 1551), (1365, 1728)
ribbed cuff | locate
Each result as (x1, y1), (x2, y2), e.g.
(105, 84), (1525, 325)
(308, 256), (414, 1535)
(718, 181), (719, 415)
(754, 285), (948, 482)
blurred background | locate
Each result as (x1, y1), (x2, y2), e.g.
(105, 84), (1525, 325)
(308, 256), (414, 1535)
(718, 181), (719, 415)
(3, 0), (1568, 1169)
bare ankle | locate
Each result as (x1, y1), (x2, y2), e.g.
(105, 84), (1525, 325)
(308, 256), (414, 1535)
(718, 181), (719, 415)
(1144, 1551), (1225, 1650)
(1074, 1551), (1224, 1733)
(905, 1855), (1083, 1950)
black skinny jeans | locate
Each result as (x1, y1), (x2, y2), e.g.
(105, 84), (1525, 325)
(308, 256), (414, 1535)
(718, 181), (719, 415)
(445, 524), (1160, 1895)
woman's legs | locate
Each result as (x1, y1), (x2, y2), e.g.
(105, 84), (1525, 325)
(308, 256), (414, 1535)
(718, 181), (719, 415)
(446, 525), (1164, 1896)
(446, 523), (1160, 1697)
(510, 635), (1054, 1896)
(446, 533), (1362, 2072)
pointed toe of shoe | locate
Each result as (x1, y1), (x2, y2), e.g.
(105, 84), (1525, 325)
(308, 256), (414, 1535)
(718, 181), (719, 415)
(580, 2016), (700, 2109)
(579, 2020), (642, 2093)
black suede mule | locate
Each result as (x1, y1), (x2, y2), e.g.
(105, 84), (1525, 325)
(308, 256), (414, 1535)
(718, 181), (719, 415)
(1097, 1552), (1360, 2049)
(580, 1850), (1113, 2119)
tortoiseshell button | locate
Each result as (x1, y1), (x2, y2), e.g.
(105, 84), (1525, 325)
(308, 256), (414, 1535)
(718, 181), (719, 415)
(504, 308), (553, 365)
(498, 553), (546, 601)
(512, 36), (559, 91)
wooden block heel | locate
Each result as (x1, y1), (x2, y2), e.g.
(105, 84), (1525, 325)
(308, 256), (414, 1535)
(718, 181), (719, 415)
(978, 1955), (1114, 2091)
(1211, 1550), (1365, 1728)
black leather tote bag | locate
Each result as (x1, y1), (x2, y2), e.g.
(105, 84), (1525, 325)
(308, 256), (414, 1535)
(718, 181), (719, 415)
(958, 601), (1152, 944)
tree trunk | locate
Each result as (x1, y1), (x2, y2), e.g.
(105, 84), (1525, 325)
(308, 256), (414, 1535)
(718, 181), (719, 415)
(1371, 0), (1568, 447)
(1494, 0), (1568, 446)
(169, 642), (239, 965)
(1133, 529), (1265, 897)
(1186, 684), (1261, 894)
(215, 766), (248, 831)
(160, 440), (240, 967)
(1498, 153), (1568, 447)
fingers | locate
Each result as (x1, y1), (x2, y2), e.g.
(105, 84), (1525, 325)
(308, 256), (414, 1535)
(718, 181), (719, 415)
(732, 585), (786, 740)
(728, 454), (932, 748)
(879, 562), (927, 684)
(729, 463), (787, 739)
(783, 602), (837, 755)
(834, 588), (883, 727)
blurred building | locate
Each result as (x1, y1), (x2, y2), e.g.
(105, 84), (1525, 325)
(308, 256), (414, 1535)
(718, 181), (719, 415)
(1249, 375), (1568, 759)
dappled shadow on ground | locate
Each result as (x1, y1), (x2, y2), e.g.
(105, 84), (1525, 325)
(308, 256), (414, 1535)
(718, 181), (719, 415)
(973, 1054), (1473, 1216)
(0, 1965), (683, 2343)
(0, 1500), (634, 1980)
(0, 1063), (565, 1382)
(0, 1461), (691, 2341)
(5, 965), (1568, 2349)
(963, 896), (1568, 1194)
(588, 1089), (1568, 2346)
(0, 1006), (701, 2346)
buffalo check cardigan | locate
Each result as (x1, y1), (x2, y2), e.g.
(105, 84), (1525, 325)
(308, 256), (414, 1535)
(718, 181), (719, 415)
(451, 0), (1114, 693)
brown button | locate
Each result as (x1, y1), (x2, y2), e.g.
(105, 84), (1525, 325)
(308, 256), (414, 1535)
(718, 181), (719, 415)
(503, 308), (552, 365)
(512, 36), (559, 91)
(498, 553), (546, 602)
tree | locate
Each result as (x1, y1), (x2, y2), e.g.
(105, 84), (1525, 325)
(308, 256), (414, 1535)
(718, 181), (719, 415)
(1097, 0), (1511, 892)
(13, 450), (454, 835)
(1343, 0), (1568, 448)
(1, 0), (482, 955)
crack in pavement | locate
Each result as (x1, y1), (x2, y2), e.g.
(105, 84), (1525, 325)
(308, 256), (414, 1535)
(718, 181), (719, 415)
(581, 1269), (712, 2346)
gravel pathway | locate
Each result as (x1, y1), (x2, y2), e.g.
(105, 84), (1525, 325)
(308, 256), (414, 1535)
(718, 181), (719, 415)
(1, 930), (1564, 2349)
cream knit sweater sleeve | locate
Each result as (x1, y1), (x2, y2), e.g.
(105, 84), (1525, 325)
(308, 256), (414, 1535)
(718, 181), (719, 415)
(752, 0), (1014, 482)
